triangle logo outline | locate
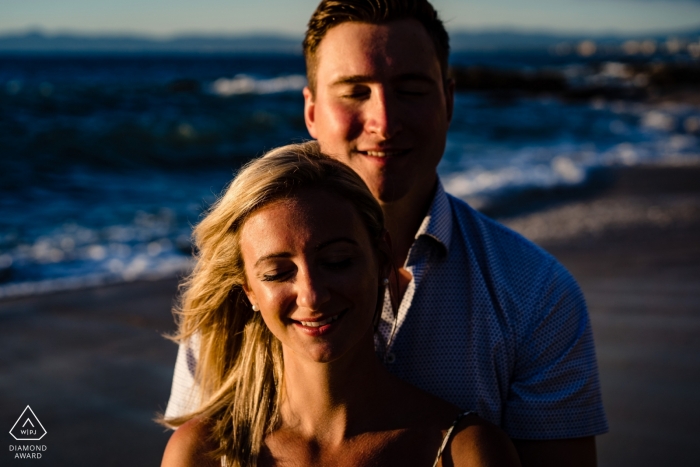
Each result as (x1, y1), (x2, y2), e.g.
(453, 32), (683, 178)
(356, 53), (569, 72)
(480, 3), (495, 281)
(9, 406), (47, 441)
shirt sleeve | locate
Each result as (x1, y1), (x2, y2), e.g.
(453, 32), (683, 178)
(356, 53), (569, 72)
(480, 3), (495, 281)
(163, 334), (201, 422)
(502, 259), (608, 439)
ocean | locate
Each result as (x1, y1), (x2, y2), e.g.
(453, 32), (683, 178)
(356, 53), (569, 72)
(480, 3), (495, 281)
(1, 52), (699, 298)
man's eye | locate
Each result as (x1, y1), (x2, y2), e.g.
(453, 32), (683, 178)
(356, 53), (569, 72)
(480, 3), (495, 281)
(341, 86), (370, 99)
(397, 85), (430, 96)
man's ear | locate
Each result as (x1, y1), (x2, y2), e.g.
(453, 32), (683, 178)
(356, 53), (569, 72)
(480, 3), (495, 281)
(444, 77), (455, 124)
(303, 86), (318, 139)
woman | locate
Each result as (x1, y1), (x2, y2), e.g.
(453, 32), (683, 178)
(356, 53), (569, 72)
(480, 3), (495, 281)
(161, 142), (520, 467)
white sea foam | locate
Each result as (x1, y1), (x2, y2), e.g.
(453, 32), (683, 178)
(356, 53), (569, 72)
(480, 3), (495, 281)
(442, 136), (700, 208)
(0, 207), (195, 301)
(210, 74), (307, 96)
(0, 255), (193, 302)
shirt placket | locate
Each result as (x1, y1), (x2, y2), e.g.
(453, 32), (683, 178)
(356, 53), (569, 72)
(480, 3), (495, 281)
(378, 237), (431, 363)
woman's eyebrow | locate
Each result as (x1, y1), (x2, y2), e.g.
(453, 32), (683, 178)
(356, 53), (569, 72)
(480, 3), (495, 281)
(253, 238), (357, 266)
(254, 252), (292, 267)
(316, 237), (358, 251)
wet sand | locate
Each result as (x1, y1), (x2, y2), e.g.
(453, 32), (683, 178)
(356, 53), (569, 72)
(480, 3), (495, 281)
(0, 278), (180, 465)
(1, 166), (699, 466)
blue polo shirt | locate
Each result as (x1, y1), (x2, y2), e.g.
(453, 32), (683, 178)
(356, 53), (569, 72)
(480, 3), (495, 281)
(375, 180), (607, 439)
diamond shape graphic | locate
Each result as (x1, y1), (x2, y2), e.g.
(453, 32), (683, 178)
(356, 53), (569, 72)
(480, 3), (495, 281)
(9, 406), (47, 441)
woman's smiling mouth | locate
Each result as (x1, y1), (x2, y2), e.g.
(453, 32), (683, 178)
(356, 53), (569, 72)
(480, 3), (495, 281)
(292, 310), (347, 335)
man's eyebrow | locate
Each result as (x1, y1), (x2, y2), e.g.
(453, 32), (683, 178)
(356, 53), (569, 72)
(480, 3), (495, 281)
(393, 73), (438, 84)
(332, 73), (437, 86)
(331, 75), (373, 86)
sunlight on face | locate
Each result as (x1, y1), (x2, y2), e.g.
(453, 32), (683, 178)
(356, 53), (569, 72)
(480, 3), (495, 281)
(303, 19), (453, 205)
(240, 188), (382, 364)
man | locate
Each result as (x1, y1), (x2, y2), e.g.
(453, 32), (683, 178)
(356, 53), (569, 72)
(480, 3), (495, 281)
(166, 1), (607, 465)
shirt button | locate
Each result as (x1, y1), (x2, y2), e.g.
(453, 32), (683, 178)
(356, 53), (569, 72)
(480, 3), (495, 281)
(385, 352), (396, 364)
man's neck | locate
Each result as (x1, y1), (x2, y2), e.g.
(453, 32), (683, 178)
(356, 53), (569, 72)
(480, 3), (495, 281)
(380, 176), (438, 270)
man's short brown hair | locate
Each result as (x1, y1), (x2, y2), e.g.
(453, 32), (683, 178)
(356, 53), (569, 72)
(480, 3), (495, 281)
(303, 0), (450, 94)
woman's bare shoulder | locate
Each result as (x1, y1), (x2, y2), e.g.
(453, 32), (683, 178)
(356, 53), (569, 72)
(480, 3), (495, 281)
(446, 414), (521, 467)
(161, 418), (220, 467)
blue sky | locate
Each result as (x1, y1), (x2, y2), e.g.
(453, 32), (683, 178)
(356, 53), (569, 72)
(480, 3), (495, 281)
(2, 0), (700, 36)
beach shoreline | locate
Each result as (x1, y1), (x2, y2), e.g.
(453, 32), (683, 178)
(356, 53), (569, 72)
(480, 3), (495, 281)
(1, 164), (699, 466)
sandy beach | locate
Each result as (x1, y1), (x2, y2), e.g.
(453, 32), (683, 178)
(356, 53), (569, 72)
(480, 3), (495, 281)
(503, 165), (700, 466)
(1, 165), (699, 466)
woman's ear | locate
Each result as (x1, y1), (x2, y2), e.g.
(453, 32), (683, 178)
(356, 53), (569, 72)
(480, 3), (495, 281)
(241, 283), (259, 311)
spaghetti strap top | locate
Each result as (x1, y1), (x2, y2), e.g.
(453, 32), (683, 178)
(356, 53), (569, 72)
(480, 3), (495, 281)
(431, 411), (473, 467)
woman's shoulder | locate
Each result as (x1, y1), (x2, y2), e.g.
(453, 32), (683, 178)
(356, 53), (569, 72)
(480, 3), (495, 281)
(443, 413), (521, 467)
(161, 418), (220, 467)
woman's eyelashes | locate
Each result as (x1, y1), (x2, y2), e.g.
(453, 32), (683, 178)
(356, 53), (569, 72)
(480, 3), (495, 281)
(323, 257), (354, 270)
(260, 269), (294, 282)
(257, 254), (359, 282)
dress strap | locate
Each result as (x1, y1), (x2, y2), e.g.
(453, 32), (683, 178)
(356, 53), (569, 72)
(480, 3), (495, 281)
(432, 411), (473, 467)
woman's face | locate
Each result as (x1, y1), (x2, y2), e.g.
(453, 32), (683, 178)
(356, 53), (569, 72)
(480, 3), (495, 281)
(240, 187), (384, 364)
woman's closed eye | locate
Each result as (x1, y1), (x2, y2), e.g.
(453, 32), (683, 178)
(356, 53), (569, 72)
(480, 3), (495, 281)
(260, 269), (294, 282)
(323, 257), (354, 270)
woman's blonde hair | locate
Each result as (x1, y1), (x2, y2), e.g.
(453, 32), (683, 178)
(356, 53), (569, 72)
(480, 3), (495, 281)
(163, 141), (386, 466)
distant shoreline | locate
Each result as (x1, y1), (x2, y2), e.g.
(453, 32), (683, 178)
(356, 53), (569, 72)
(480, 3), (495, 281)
(1, 26), (699, 54)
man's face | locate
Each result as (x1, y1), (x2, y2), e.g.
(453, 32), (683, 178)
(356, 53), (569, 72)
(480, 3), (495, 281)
(303, 19), (454, 205)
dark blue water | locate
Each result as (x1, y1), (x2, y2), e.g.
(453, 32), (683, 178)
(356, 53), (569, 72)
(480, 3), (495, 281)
(2, 53), (699, 297)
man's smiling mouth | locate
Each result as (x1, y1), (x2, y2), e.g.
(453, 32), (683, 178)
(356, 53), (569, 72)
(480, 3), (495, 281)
(357, 149), (409, 158)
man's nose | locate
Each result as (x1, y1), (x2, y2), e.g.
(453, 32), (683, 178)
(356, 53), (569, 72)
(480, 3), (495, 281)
(295, 268), (331, 310)
(364, 88), (402, 140)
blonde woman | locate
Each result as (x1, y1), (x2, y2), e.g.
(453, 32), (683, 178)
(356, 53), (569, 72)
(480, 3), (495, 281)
(161, 142), (519, 467)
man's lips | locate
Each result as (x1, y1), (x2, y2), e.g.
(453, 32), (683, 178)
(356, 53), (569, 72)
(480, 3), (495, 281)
(356, 148), (410, 158)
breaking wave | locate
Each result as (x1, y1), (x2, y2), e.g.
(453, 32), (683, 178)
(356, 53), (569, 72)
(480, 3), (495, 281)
(209, 74), (307, 96)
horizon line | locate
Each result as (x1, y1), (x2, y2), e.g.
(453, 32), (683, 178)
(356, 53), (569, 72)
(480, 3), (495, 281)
(2, 23), (700, 40)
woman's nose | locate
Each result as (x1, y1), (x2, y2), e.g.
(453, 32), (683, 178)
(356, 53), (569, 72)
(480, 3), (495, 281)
(295, 268), (331, 310)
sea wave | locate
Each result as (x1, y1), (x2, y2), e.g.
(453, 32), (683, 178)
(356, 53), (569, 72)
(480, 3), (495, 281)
(0, 257), (192, 302)
(0, 206), (196, 300)
(209, 74), (307, 96)
(443, 136), (700, 209)
(3, 54), (700, 300)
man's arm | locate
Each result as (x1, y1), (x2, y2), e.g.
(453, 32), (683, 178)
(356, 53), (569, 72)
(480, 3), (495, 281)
(164, 336), (200, 421)
(512, 436), (597, 467)
(500, 257), (607, 452)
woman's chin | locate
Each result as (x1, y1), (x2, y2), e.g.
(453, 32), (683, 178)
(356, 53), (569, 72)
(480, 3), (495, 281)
(288, 332), (376, 366)
(294, 344), (349, 364)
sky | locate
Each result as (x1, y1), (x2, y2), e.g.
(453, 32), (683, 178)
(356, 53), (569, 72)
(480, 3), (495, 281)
(2, 0), (700, 37)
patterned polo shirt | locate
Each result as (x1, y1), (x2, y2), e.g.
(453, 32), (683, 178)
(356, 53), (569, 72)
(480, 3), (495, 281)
(375, 180), (607, 439)
(165, 179), (608, 439)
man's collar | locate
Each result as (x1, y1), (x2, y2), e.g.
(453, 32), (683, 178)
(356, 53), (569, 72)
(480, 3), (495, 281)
(414, 178), (452, 254)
